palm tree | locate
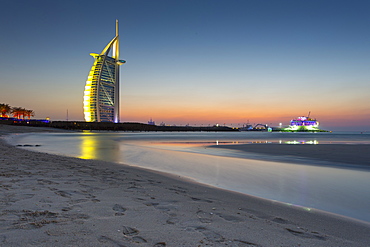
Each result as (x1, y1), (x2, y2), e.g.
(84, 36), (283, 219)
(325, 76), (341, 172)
(20, 108), (28, 119)
(11, 107), (25, 119)
(20, 108), (27, 119)
(25, 109), (35, 119)
(0, 103), (11, 118)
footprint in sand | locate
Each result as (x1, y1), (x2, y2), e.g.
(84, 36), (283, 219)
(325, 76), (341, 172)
(61, 206), (72, 212)
(196, 227), (225, 242)
(231, 239), (261, 246)
(97, 236), (126, 247)
(132, 236), (147, 243)
(272, 217), (289, 224)
(285, 228), (327, 241)
(168, 186), (187, 194)
(54, 190), (72, 198)
(120, 226), (149, 244)
(14, 210), (59, 230)
(166, 217), (179, 225)
(196, 210), (213, 223)
(144, 202), (159, 207)
(148, 179), (162, 184)
(190, 197), (213, 203)
(37, 179), (59, 185)
(121, 226), (139, 236)
(153, 242), (166, 247)
(216, 213), (244, 223)
(112, 204), (127, 216)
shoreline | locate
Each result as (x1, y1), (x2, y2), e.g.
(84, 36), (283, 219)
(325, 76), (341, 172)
(1, 125), (369, 246)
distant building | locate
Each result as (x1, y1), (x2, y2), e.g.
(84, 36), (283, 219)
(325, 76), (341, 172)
(83, 20), (126, 123)
(148, 118), (155, 125)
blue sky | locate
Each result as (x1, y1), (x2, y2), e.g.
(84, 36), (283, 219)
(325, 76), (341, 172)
(0, 0), (369, 130)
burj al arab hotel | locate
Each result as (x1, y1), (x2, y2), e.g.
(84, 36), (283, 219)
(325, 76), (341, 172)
(83, 20), (125, 123)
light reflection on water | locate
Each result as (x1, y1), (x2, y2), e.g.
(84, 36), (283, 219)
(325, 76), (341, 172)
(79, 132), (121, 160)
(152, 139), (318, 146)
(11, 131), (370, 223)
(79, 133), (97, 159)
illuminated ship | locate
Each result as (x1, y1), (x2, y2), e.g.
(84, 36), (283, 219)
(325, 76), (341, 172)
(83, 20), (126, 123)
(285, 113), (321, 131)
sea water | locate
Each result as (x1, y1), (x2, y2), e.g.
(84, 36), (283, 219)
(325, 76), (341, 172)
(9, 131), (370, 222)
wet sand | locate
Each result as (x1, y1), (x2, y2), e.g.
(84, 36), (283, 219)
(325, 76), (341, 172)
(0, 125), (369, 246)
(210, 143), (370, 167)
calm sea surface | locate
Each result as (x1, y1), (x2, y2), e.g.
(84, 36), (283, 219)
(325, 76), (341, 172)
(9, 131), (370, 222)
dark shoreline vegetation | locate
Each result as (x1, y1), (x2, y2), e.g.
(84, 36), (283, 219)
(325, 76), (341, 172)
(0, 103), (34, 119)
(0, 119), (330, 132)
(0, 119), (237, 132)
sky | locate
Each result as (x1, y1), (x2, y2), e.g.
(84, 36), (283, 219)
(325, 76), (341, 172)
(0, 0), (369, 131)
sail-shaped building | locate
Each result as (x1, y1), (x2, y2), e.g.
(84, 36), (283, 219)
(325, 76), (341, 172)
(83, 20), (125, 123)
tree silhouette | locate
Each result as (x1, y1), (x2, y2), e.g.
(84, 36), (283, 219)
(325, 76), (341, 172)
(25, 109), (35, 119)
(0, 104), (11, 117)
(11, 107), (25, 119)
(0, 104), (35, 120)
(12, 107), (23, 119)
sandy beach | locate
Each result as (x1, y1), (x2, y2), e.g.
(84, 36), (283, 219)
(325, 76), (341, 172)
(0, 125), (369, 246)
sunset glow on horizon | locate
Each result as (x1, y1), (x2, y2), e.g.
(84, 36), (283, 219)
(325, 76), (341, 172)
(1, 0), (369, 131)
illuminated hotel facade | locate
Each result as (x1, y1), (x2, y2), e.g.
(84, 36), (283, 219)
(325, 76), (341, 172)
(83, 20), (125, 123)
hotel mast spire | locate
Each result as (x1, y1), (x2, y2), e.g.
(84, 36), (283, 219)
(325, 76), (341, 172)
(116, 19), (119, 36)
